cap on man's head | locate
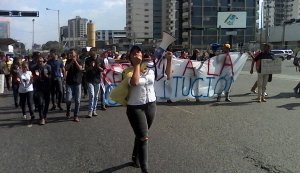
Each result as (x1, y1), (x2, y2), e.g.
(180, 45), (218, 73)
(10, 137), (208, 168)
(224, 44), (231, 49)
(130, 45), (142, 54)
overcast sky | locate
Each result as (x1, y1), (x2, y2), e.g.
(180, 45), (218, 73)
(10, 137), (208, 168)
(0, 0), (126, 49)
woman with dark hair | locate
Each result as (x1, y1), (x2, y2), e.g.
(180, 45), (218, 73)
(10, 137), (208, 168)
(18, 61), (35, 124)
(126, 46), (172, 173)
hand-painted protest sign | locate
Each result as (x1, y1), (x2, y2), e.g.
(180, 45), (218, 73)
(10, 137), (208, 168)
(261, 58), (282, 74)
(102, 52), (248, 106)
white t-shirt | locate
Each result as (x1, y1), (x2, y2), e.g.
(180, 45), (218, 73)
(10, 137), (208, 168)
(127, 69), (156, 105)
(18, 71), (33, 93)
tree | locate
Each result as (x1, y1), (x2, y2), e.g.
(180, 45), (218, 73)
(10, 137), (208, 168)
(42, 41), (63, 52)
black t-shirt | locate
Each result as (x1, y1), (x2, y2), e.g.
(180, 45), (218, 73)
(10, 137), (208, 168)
(254, 52), (274, 73)
(65, 59), (83, 85)
(85, 56), (104, 84)
(31, 64), (52, 91)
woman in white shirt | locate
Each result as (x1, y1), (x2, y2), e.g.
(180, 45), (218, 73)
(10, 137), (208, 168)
(18, 62), (35, 123)
(127, 46), (172, 173)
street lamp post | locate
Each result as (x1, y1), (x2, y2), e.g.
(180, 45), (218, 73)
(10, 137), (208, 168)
(32, 19), (35, 50)
(46, 8), (60, 43)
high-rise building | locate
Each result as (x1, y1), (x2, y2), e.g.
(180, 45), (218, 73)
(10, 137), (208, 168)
(176, 0), (256, 50)
(153, 0), (162, 39)
(274, 0), (295, 26)
(0, 19), (10, 38)
(96, 30), (127, 45)
(67, 16), (88, 48)
(126, 0), (154, 44)
(162, 0), (177, 38)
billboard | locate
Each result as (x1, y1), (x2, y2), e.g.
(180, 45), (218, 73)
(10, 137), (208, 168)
(217, 12), (247, 28)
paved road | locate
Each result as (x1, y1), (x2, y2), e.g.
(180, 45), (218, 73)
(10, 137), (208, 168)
(0, 59), (300, 173)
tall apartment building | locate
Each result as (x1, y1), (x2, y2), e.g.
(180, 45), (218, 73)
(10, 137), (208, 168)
(126, 0), (154, 44)
(96, 30), (127, 45)
(162, 0), (177, 39)
(262, 0), (275, 27)
(178, 0), (256, 49)
(153, 0), (162, 39)
(0, 20), (10, 38)
(274, 0), (296, 26)
(66, 16), (88, 48)
(264, 0), (300, 27)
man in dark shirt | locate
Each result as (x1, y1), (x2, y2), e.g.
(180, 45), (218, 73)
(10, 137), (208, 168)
(47, 49), (65, 111)
(253, 43), (274, 102)
(85, 47), (104, 118)
(65, 49), (83, 122)
(32, 56), (52, 125)
(79, 48), (89, 98)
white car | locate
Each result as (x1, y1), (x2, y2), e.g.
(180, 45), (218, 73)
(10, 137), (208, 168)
(271, 49), (294, 60)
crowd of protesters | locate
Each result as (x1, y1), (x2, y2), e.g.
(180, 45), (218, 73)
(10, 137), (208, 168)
(0, 43), (293, 173)
(0, 43), (283, 126)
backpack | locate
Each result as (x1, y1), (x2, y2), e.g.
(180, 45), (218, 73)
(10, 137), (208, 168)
(293, 57), (300, 66)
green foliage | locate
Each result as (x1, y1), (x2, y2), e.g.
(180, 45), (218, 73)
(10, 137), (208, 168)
(42, 41), (63, 53)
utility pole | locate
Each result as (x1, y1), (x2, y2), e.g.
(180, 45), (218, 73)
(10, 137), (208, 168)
(32, 19), (35, 50)
(265, 0), (270, 44)
(188, 0), (192, 54)
(260, 0), (263, 45)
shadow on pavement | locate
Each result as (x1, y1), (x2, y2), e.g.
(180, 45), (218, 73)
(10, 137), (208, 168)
(211, 101), (254, 107)
(230, 93), (252, 98)
(0, 119), (29, 128)
(268, 92), (297, 99)
(277, 103), (300, 110)
(157, 100), (214, 106)
(90, 162), (133, 173)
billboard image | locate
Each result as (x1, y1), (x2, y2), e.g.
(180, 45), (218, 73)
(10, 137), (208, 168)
(217, 12), (247, 28)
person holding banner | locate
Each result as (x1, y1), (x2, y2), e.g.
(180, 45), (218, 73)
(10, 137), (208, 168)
(126, 45), (172, 173)
(216, 44), (233, 102)
(253, 44), (274, 102)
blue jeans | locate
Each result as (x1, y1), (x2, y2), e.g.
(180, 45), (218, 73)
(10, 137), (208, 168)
(66, 84), (81, 117)
(88, 82), (100, 112)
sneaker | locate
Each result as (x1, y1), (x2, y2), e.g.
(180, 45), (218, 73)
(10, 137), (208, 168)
(86, 111), (93, 118)
(131, 156), (140, 168)
(23, 115), (27, 119)
(264, 92), (268, 96)
(39, 118), (46, 125)
(29, 115), (35, 124)
(225, 98), (232, 102)
(66, 112), (71, 119)
(58, 106), (64, 111)
(101, 105), (107, 111)
(50, 106), (56, 111)
(216, 96), (221, 102)
(73, 117), (80, 122)
(92, 111), (98, 116)
(251, 89), (257, 94)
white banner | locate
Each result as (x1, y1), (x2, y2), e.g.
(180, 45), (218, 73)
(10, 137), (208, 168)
(0, 74), (4, 94)
(103, 52), (249, 106)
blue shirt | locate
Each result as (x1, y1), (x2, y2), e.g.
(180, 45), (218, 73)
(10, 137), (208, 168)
(47, 59), (64, 78)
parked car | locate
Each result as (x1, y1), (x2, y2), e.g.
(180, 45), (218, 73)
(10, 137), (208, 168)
(271, 49), (294, 60)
